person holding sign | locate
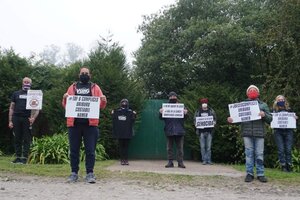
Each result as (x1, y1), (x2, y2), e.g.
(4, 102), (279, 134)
(194, 98), (217, 165)
(227, 85), (272, 183)
(271, 95), (298, 172)
(8, 77), (39, 164)
(112, 99), (136, 165)
(159, 91), (188, 168)
(62, 67), (107, 183)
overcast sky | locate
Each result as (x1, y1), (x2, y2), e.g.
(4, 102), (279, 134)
(0, 0), (176, 63)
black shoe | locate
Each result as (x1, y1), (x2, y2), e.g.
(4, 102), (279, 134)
(178, 162), (186, 168)
(286, 164), (292, 172)
(165, 161), (174, 168)
(257, 176), (268, 183)
(244, 174), (254, 182)
(124, 160), (129, 165)
(11, 157), (23, 164)
(121, 160), (125, 165)
(281, 165), (288, 172)
(21, 158), (28, 164)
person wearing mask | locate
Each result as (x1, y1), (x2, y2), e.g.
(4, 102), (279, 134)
(194, 98), (217, 165)
(8, 77), (39, 164)
(62, 67), (107, 183)
(159, 91), (188, 168)
(272, 95), (298, 172)
(227, 85), (272, 183)
(112, 99), (136, 165)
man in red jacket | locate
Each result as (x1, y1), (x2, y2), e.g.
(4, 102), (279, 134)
(62, 67), (107, 183)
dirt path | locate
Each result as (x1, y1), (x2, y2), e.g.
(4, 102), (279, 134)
(1, 160), (300, 200)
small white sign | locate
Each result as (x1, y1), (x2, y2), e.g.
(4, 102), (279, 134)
(26, 90), (43, 110)
(65, 95), (100, 119)
(196, 116), (214, 129)
(228, 101), (261, 123)
(162, 103), (184, 118)
(271, 112), (296, 129)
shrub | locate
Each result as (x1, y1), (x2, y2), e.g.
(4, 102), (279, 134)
(29, 133), (108, 164)
(292, 148), (300, 173)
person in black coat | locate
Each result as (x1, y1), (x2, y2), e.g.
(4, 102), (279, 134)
(112, 99), (136, 165)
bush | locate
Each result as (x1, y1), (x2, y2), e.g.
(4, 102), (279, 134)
(29, 133), (108, 164)
(292, 148), (300, 173)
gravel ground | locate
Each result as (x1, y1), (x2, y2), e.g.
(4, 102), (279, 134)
(1, 160), (299, 200)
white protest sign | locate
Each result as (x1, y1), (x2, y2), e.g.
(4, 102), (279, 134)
(196, 116), (214, 129)
(162, 103), (184, 118)
(26, 90), (43, 110)
(271, 112), (296, 129)
(65, 95), (100, 119)
(228, 101), (261, 123)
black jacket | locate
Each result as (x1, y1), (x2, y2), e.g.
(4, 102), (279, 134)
(112, 108), (136, 139)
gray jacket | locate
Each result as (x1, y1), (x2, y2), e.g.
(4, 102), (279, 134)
(241, 99), (272, 138)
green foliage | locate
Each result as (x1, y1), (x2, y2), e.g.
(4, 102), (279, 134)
(292, 148), (300, 173)
(29, 133), (108, 164)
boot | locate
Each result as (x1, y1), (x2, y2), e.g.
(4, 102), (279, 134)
(165, 160), (174, 168)
(178, 162), (186, 168)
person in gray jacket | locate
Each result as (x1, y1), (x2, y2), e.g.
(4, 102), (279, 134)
(227, 85), (272, 183)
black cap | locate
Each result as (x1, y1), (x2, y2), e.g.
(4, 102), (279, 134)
(168, 91), (177, 97)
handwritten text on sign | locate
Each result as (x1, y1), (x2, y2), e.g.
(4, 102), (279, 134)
(162, 103), (184, 118)
(65, 95), (100, 119)
(196, 116), (214, 129)
(271, 112), (296, 129)
(26, 90), (43, 110)
(228, 101), (261, 123)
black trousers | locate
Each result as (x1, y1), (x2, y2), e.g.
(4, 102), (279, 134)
(119, 139), (130, 160)
(12, 116), (31, 158)
(166, 135), (184, 162)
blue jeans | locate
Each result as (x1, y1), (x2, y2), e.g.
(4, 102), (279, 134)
(200, 132), (212, 163)
(274, 129), (293, 166)
(68, 124), (99, 174)
(243, 137), (264, 176)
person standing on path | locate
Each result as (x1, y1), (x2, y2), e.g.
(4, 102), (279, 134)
(112, 99), (136, 165)
(62, 67), (107, 183)
(271, 95), (298, 172)
(8, 77), (39, 164)
(194, 98), (217, 165)
(227, 85), (272, 183)
(159, 91), (188, 168)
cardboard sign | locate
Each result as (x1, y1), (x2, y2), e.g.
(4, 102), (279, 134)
(162, 103), (184, 118)
(271, 112), (296, 129)
(65, 95), (100, 119)
(228, 101), (261, 123)
(26, 90), (43, 110)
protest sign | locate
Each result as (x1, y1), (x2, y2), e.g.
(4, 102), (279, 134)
(228, 101), (261, 123)
(26, 90), (43, 110)
(65, 95), (100, 118)
(195, 116), (214, 129)
(271, 112), (296, 129)
(162, 103), (184, 118)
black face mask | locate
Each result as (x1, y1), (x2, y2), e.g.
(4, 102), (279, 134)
(79, 74), (90, 84)
(169, 99), (177, 103)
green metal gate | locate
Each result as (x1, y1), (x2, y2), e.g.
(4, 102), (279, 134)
(128, 99), (191, 159)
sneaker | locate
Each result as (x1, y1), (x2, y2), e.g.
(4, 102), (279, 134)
(67, 172), (78, 183)
(124, 160), (129, 165)
(202, 162), (207, 165)
(165, 161), (174, 168)
(85, 172), (96, 184)
(178, 162), (186, 168)
(120, 160), (125, 165)
(244, 174), (254, 182)
(11, 157), (23, 164)
(257, 176), (268, 183)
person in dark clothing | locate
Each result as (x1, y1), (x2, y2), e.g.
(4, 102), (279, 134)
(159, 91), (188, 168)
(8, 77), (39, 164)
(62, 67), (107, 183)
(194, 98), (217, 165)
(271, 95), (298, 172)
(112, 99), (136, 165)
(227, 85), (272, 183)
